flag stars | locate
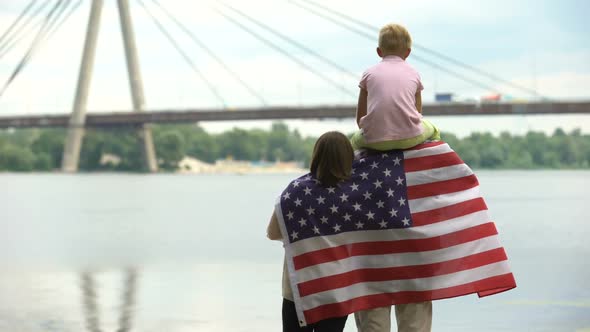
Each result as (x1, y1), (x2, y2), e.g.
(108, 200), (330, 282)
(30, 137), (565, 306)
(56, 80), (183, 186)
(398, 197), (407, 206)
(363, 191), (372, 200)
(294, 198), (302, 206)
(306, 206), (315, 216)
(395, 177), (405, 186)
(320, 216), (329, 224)
(329, 204), (339, 214)
(393, 157), (401, 166)
(352, 202), (362, 211)
(401, 217), (410, 226)
(376, 200), (385, 208)
(340, 193), (349, 202)
(327, 187), (336, 194)
(304, 175), (312, 181)
(290, 231), (299, 240)
(383, 168), (391, 177)
(359, 158), (366, 163)
(292, 180), (300, 187)
(303, 187), (312, 195)
(373, 179), (383, 189)
(360, 172), (369, 180)
(366, 211), (375, 220)
(333, 224), (342, 232)
(287, 211), (294, 220)
(356, 221), (364, 229)
(282, 192), (291, 200)
(381, 153), (389, 159)
(316, 196), (326, 205)
(343, 213), (352, 222)
(389, 208), (398, 217)
(350, 183), (359, 191)
(298, 218), (307, 227)
(312, 226), (321, 234)
(351, 168), (356, 174)
(370, 161), (379, 169)
(386, 188), (395, 197)
(379, 220), (388, 228)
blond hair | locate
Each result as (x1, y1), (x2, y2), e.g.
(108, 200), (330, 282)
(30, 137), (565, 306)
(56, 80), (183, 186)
(378, 23), (412, 56)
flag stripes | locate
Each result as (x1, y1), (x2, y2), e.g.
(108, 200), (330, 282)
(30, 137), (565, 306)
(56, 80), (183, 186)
(277, 141), (516, 326)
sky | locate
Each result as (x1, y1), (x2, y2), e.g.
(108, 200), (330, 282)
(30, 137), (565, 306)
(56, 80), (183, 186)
(0, 0), (589, 137)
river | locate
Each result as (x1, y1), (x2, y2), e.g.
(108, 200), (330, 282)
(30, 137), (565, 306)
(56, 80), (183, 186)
(0, 171), (588, 331)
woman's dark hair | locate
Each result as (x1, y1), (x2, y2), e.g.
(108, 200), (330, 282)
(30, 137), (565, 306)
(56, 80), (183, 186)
(310, 131), (354, 187)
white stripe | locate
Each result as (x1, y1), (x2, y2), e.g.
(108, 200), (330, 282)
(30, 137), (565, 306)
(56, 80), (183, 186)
(290, 209), (491, 256)
(301, 260), (511, 310)
(403, 143), (452, 159)
(275, 197), (307, 325)
(406, 164), (474, 186)
(297, 235), (502, 282)
(408, 186), (482, 213)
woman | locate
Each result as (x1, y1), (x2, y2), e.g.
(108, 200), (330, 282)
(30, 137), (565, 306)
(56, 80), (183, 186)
(267, 131), (353, 332)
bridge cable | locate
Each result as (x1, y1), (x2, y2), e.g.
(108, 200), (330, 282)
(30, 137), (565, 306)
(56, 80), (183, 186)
(0, 0), (72, 98)
(220, 2), (358, 81)
(137, 0), (227, 108)
(0, 0), (52, 58)
(213, 5), (356, 98)
(287, 0), (501, 94)
(149, 0), (267, 105)
(0, 0), (38, 46)
(294, 0), (543, 98)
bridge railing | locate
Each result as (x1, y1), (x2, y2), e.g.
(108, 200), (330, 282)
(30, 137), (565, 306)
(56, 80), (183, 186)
(0, 101), (589, 129)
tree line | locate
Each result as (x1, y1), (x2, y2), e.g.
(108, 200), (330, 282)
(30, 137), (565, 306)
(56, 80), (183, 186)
(0, 123), (588, 172)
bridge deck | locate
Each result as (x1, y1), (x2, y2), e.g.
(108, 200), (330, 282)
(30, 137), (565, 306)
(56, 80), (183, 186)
(0, 101), (589, 129)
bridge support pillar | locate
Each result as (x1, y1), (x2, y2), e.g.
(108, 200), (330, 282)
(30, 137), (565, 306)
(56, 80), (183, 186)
(62, 0), (103, 172)
(117, 0), (157, 172)
(62, 0), (158, 172)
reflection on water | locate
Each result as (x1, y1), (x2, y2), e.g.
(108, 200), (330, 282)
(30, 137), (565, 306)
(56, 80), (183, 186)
(81, 269), (137, 332)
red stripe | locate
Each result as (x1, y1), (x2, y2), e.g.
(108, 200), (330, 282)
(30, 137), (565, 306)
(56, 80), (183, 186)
(403, 151), (464, 172)
(298, 247), (507, 297)
(293, 222), (498, 270)
(407, 174), (479, 200)
(406, 141), (446, 150)
(411, 197), (488, 226)
(303, 273), (516, 325)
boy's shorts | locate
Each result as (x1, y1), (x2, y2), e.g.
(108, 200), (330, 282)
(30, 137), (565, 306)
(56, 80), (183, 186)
(351, 119), (441, 151)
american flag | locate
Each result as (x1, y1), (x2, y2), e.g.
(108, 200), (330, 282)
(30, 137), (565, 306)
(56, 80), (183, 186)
(275, 141), (516, 326)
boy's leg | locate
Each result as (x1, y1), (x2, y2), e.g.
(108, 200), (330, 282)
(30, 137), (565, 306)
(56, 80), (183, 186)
(421, 119), (441, 141)
(351, 130), (366, 150)
(282, 299), (312, 332)
(354, 306), (391, 332)
(394, 302), (432, 332)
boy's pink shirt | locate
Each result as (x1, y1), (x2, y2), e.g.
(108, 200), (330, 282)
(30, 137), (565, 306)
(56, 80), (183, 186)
(359, 55), (424, 142)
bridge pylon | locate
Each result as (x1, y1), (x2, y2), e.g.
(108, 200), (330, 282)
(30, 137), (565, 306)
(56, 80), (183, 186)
(62, 0), (158, 172)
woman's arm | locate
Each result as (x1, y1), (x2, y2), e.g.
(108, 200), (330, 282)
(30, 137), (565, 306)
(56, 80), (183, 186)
(356, 88), (368, 127)
(266, 211), (282, 240)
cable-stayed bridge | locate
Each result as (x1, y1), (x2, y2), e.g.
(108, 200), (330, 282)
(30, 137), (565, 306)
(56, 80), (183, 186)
(0, 0), (587, 172)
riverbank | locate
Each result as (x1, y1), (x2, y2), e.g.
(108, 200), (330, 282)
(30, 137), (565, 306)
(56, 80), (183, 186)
(177, 156), (306, 174)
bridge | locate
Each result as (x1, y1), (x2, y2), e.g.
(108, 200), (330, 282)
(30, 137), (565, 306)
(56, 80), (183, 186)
(1, 1), (587, 172)
(1, 101), (589, 129)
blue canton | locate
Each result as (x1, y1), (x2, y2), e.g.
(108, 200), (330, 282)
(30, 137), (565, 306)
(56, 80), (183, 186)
(280, 150), (412, 243)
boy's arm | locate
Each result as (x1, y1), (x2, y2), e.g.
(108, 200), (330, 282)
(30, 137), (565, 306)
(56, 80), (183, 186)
(356, 88), (368, 127)
(266, 210), (282, 241)
(415, 90), (423, 114)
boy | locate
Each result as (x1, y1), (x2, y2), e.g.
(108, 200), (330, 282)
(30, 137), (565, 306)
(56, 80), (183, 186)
(351, 23), (440, 151)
